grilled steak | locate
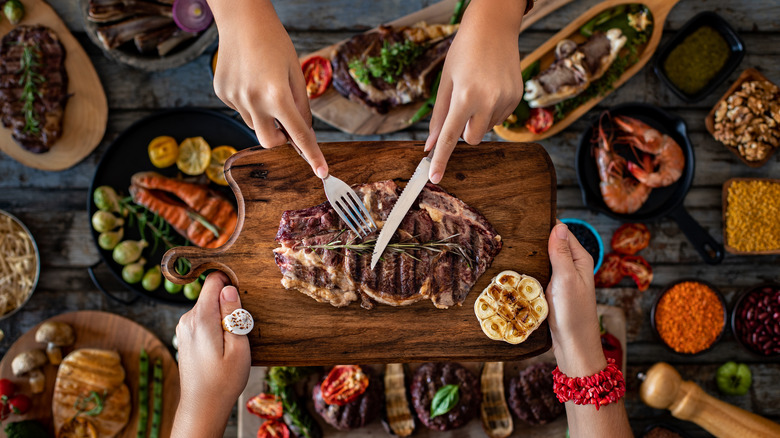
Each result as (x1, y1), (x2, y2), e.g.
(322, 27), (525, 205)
(331, 23), (456, 114)
(507, 362), (563, 425)
(411, 362), (481, 431)
(274, 180), (502, 309)
(0, 25), (68, 153)
(313, 368), (384, 430)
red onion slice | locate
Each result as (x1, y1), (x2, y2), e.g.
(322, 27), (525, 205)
(172, 0), (213, 33)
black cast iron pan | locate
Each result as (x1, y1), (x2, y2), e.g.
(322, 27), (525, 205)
(87, 108), (258, 305)
(576, 102), (724, 265)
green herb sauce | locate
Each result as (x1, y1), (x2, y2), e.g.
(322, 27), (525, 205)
(662, 26), (730, 95)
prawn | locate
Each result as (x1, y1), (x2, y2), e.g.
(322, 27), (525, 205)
(613, 116), (685, 188)
(594, 113), (652, 214)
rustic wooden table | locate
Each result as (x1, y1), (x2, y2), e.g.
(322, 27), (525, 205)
(0, 1), (777, 436)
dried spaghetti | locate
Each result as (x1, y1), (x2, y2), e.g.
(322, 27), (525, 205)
(0, 214), (37, 316)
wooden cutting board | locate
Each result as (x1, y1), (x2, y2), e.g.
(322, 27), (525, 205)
(162, 141), (556, 365)
(0, 311), (179, 438)
(0, 0), (108, 171)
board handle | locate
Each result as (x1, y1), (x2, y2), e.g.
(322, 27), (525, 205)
(161, 246), (239, 287)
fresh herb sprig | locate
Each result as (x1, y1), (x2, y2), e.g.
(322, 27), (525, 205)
(73, 391), (105, 417)
(349, 40), (425, 85)
(18, 44), (45, 135)
(431, 384), (460, 418)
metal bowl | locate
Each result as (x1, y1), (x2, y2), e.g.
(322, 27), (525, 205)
(0, 209), (41, 321)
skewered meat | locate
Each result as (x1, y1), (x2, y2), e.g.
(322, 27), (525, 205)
(0, 25), (69, 153)
(524, 29), (627, 108)
(274, 180), (502, 309)
(331, 23), (457, 114)
(129, 172), (237, 249)
(411, 362), (482, 431)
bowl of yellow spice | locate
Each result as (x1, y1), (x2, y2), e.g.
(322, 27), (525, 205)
(723, 178), (780, 255)
(653, 11), (744, 103)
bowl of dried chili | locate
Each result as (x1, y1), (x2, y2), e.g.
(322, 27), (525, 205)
(651, 279), (728, 355)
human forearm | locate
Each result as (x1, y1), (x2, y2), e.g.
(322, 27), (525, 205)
(171, 396), (234, 438)
(460, 0), (527, 36)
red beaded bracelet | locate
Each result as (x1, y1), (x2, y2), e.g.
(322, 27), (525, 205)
(552, 358), (626, 410)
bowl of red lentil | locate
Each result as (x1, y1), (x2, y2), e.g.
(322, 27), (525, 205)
(731, 283), (780, 357)
(651, 279), (728, 355)
(722, 178), (780, 255)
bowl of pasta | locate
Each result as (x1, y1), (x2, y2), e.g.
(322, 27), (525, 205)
(0, 209), (40, 320)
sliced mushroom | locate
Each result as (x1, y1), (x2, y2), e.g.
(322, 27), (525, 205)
(11, 349), (47, 393)
(35, 321), (75, 365)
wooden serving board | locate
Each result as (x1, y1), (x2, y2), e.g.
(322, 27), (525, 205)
(0, 0), (108, 171)
(493, 0), (681, 142)
(0, 311), (179, 438)
(236, 305), (625, 437)
(304, 0), (575, 135)
(162, 141), (556, 365)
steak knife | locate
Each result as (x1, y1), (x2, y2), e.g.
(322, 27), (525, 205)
(370, 148), (435, 270)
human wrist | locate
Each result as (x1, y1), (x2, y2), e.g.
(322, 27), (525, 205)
(553, 335), (607, 377)
(462, 0), (526, 35)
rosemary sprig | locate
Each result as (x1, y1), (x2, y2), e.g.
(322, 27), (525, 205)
(187, 210), (221, 239)
(303, 232), (474, 269)
(18, 43), (45, 135)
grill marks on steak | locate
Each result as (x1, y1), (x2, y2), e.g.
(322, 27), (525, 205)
(0, 25), (69, 153)
(410, 362), (481, 431)
(274, 180), (502, 309)
(331, 25), (455, 114)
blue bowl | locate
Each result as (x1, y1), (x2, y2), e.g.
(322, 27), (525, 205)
(560, 218), (604, 274)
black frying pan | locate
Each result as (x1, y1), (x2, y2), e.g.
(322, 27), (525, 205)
(87, 108), (258, 305)
(576, 102), (724, 264)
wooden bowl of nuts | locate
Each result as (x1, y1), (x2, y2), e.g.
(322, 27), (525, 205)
(705, 68), (780, 167)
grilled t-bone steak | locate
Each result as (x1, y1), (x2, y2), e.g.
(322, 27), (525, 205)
(0, 25), (69, 153)
(331, 23), (457, 114)
(274, 180), (502, 309)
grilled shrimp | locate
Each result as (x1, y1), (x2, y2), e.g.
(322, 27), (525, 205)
(614, 115), (685, 188)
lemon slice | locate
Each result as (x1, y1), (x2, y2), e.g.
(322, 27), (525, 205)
(206, 145), (237, 186)
(148, 135), (179, 168)
(176, 137), (211, 175)
(475, 271), (548, 344)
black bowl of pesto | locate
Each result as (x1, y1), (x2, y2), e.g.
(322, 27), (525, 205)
(653, 11), (745, 103)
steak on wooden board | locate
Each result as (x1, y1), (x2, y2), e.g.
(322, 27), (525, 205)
(274, 180), (502, 309)
(0, 25), (69, 153)
(331, 24), (456, 114)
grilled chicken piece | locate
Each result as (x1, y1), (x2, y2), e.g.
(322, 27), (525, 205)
(88, 0), (173, 23)
(53, 349), (131, 438)
(130, 172), (237, 249)
(96, 15), (174, 50)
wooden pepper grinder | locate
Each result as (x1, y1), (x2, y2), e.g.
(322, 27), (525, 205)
(640, 362), (780, 438)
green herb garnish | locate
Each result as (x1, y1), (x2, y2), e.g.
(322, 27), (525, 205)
(17, 43), (46, 135)
(430, 384), (459, 418)
(74, 391), (105, 417)
(349, 40), (425, 85)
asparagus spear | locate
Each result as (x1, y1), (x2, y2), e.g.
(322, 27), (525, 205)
(150, 358), (163, 438)
(137, 349), (149, 438)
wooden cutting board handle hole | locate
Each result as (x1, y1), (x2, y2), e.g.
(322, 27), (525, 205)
(161, 246), (239, 287)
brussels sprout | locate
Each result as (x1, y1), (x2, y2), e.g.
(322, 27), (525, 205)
(183, 281), (202, 300)
(98, 228), (124, 250)
(93, 186), (123, 214)
(122, 258), (146, 284)
(165, 279), (183, 294)
(112, 239), (148, 265)
(3, 0), (24, 25)
(142, 266), (162, 291)
(92, 211), (124, 233)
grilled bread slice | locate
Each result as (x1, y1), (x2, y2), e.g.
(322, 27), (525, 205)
(53, 349), (131, 438)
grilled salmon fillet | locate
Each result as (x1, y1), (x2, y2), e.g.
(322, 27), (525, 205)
(130, 171), (237, 248)
(53, 349), (131, 438)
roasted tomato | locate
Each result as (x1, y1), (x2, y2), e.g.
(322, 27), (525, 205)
(611, 223), (651, 255)
(246, 393), (283, 420)
(302, 55), (333, 99)
(525, 108), (554, 134)
(595, 253), (624, 288)
(257, 420), (290, 438)
(620, 255), (653, 291)
(320, 365), (369, 406)
(600, 317), (623, 370)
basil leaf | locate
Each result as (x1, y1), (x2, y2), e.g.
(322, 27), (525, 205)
(430, 384), (459, 418)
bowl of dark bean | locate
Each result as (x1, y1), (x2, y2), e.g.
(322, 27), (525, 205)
(561, 218), (604, 274)
(731, 283), (780, 356)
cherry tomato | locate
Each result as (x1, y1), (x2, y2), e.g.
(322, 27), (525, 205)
(257, 420), (290, 438)
(246, 393), (283, 420)
(302, 55), (333, 99)
(595, 253), (624, 288)
(7, 394), (30, 415)
(611, 223), (651, 255)
(620, 255), (653, 291)
(320, 365), (369, 406)
(525, 108), (554, 134)
(0, 379), (15, 400)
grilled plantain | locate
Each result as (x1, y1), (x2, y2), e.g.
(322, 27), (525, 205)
(480, 362), (513, 438)
(475, 271), (548, 344)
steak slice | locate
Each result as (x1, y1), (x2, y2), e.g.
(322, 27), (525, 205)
(331, 23), (456, 114)
(0, 25), (69, 153)
(274, 180), (502, 309)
